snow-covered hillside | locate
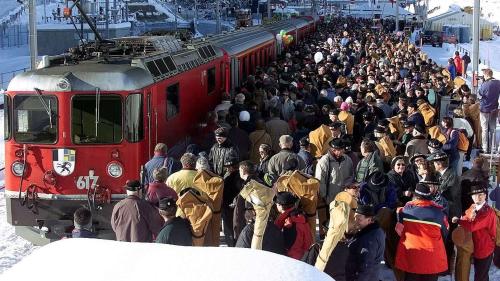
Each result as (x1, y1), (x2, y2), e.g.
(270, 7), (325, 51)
(428, 0), (500, 25)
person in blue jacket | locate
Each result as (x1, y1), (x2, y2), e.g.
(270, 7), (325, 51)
(346, 205), (385, 281)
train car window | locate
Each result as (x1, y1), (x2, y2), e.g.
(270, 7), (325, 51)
(207, 67), (216, 95)
(13, 95), (57, 144)
(125, 93), (144, 143)
(72, 95), (122, 144)
(4, 94), (10, 140)
(166, 83), (179, 119)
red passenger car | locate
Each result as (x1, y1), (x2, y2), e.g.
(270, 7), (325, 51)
(3, 19), (316, 244)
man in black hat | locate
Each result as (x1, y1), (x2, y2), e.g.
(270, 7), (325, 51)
(315, 138), (354, 237)
(297, 137), (314, 176)
(155, 197), (192, 246)
(394, 183), (449, 280)
(401, 120), (415, 146)
(221, 157), (242, 247)
(427, 138), (444, 154)
(345, 205), (385, 281)
(427, 152), (461, 276)
(405, 124), (429, 158)
(274, 191), (313, 260)
(111, 180), (164, 242)
(359, 171), (398, 212)
(452, 182), (497, 281)
(209, 127), (240, 176)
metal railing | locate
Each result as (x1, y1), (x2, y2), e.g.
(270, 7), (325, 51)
(0, 68), (28, 90)
(454, 44), (490, 68)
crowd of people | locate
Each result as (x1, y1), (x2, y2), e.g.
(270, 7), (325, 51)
(71, 17), (500, 281)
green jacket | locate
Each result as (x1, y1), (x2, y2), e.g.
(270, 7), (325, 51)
(355, 152), (384, 183)
(155, 217), (193, 246)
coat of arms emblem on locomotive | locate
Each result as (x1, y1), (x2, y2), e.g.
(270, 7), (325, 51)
(52, 149), (76, 176)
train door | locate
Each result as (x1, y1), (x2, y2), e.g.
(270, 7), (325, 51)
(146, 92), (153, 158)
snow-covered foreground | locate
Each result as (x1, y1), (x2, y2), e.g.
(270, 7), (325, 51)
(1, 238), (334, 281)
(0, 191), (39, 274)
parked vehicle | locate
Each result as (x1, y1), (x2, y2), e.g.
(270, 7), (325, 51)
(422, 30), (443, 47)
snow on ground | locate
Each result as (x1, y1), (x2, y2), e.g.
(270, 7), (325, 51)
(0, 191), (39, 275)
(1, 238), (334, 281)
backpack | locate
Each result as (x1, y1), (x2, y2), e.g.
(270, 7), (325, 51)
(455, 129), (469, 152)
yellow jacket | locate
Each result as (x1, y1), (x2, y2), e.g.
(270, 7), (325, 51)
(338, 111), (354, 135)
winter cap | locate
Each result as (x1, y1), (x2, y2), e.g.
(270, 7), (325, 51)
(275, 191), (297, 206)
(469, 182), (488, 195)
(329, 138), (344, 149)
(414, 124), (426, 135)
(125, 180), (142, 191)
(235, 93), (245, 104)
(415, 183), (432, 198)
(214, 127), (228, 137)
(410, 153), (427, 164)
(340, 102), (350, 111)
(355, 204), (375, 217)
(329, 108), (340, 115)
(403, 120), (415, 128)
(426, 152), (448, 162)
(283, 158), (299, 171)
(329, 121), (343, 130)
(299, 137), (310, 147)
(239, 111), (250, 122)
(158, 197), (177, 210)
(427, 138), (443, 149)
(368, 171), (388, 188)
(391, 156), (406, 170)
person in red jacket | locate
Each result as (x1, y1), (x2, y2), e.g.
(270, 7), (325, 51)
(274, 191), (313, 259)
(452, 182), (497, 281)
(454, 51), (463, 76)
(395, 183), (449, 281)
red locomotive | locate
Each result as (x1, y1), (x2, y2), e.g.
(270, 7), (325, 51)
(3, 17), (318, 244)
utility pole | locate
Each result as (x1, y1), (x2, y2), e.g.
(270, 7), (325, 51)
(28, 0), (37, 69)
(472, 0), (480, 92)
(105, 0), (109, 38)
(216, 0), (221, 34)
(395, 0), (399, 32)
(267, 0), (271, 19)
(174, 0), (178, 32)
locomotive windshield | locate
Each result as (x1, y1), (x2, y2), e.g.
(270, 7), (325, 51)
(3, 94), (10, 140)
(72, 95), (122, 144)
(13, 95), (58, 143)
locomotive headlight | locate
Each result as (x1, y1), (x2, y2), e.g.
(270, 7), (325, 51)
(107, 162), (123, 178)
(12, 161), (25, 177)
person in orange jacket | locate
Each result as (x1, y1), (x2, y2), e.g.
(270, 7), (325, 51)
(395, 183), (449, 281)
(452, 182), (497, 281)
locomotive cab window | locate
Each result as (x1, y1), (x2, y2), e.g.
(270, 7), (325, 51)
(125, 93), (144, 142)
(166, 83), (179, 119)
(4, 94), (10, 140)
(13, 95), (58, 144)
(72, 95), (122, 144)
(207, 67), (216, 95)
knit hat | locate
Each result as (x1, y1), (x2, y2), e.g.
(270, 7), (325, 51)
(368, 171), (388, 188)
(410, 153), (427, 164)
(329, 138), (344, 149)
(469, 182), (488, 195)
(427, 138), (443, 149)
(340, 102), (350, 111)
(355, 204), (375, 217)
(421, 174), (440, 186)
(427, 152), (448, 162)
(214, 127), (228, 137)
(275, 191), (297, 206)
(415, 183), (432, 198)
(158, 197), (177, 210)
(391, 156), (406, 170)
(125, 180), (142, 191)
